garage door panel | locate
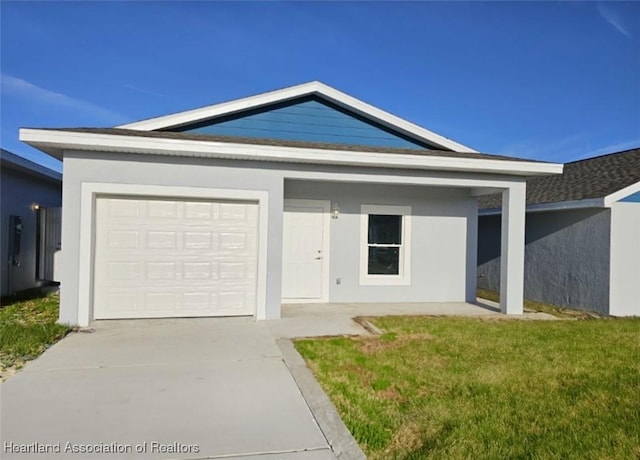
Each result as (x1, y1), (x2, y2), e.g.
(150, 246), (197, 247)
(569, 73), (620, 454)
(146, 231), (177, 249)
(147, 200), (178, 218)
(94, 197), (258, 319)
(184, 232), (212, 249)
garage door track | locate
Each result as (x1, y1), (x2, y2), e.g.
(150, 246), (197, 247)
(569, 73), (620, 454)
(1, 318), (334, 459)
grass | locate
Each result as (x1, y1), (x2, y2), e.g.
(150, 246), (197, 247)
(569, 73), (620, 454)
(0, 289), (71, 376)
(477, 288), (602, 318)
(296, 316), (640, 459)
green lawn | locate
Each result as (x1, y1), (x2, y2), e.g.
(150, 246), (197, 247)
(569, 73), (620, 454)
(0, 289), (70, 376)
(296, 316), (640, 460)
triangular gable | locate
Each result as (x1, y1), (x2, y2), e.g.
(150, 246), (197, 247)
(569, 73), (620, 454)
(168, 96), (430, 149)
(620, 191), (640, 202)
(118, 81), (475, 152)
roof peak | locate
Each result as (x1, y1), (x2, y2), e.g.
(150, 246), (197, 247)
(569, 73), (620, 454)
(116, 82), (476, 153)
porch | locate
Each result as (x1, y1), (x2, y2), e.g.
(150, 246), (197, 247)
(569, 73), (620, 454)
(268, 299), (558, 339)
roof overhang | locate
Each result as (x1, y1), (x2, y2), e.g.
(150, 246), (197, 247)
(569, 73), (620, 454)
(117, 81), (477, 152)
(480, 179), (640, 215)
(480, 198), (606, 215)
(603, 180), (640, 206)
(0, 149), (62, 182)
(20, 128), (563, 177)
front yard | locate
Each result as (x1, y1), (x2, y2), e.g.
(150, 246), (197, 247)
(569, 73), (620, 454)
(296, 316), (640, 459)
(0, 289), (70, 380)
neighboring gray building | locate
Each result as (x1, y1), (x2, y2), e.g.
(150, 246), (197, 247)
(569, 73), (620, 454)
(1, 148), (62, 296)
(478, 148), (640, 316)
(19, 82), (562, 326)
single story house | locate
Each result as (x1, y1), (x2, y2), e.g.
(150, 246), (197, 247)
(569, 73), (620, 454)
(478, 148), (640, 316)
(20, 82), (562, 326)
(1, 148), (62, 297)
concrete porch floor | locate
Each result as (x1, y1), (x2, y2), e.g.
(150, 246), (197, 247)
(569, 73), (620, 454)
(267, 299), (558, 339)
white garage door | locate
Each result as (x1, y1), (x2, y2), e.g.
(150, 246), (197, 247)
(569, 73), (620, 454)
(93, 196), (259, 319)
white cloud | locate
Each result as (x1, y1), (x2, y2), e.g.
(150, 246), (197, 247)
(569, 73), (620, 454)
(500, 133), (590, 162)
(597, 3), (631, 39)
(1, 73), (125, 123)
(501, 134), (640, 163)
(574, 138), (640, 160)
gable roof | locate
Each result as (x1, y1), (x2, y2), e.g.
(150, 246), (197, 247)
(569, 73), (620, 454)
(117, 81), (476, 152)
(170, 96), (432, 150)
(479, 147), (640, 210)
(19, 127), (563, 177)
(0, 148), (62, 182)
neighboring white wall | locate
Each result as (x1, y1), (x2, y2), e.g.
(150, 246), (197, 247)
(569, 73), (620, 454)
(609, 202), (640, 316)
(285, 180), (477, 303)
(1, 168), (62, 296)
(478, 208), (611, 314)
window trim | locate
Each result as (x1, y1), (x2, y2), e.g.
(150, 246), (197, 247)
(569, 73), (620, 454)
(360, 204), (411, 286)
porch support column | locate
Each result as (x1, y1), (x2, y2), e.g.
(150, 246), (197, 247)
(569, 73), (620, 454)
(500, 182), (526, 314)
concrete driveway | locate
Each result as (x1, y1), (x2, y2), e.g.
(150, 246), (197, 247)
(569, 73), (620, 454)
(1, 318), (335, 460)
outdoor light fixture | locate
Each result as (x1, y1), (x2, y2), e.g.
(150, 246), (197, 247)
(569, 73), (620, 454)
(332, 202), (340, 219)
(31, 203), (40, 211)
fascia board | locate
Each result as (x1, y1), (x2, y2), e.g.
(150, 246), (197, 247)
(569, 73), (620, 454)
(117, 81), (476, 152)
(479, 197), (606, 216)
(603, 180), (640, 206)
(19, 128), (563, 177)
(312, 82), (476, 152)
(118, 82), (320, 131)
(1, 153), (62, 182)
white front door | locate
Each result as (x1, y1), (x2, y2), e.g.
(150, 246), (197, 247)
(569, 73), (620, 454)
(282, 200), (329, 301)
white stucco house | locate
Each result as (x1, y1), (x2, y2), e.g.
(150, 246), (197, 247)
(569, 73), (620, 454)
(478, 148), (640, 317)
(1, 148), (62, 297)
(20, 82), (562, 326)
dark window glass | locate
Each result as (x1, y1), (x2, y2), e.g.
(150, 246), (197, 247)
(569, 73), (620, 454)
(368, 247), (400, 275)
(368, 215), (401, 244)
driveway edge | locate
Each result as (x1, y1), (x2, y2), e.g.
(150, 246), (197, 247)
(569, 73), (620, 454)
(277, 339), (367, 460)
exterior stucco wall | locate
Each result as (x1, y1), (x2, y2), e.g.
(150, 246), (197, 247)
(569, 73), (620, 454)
(1, 168), (62, 296)
(59, 152), (285, 325)
(60, 150), (527, 325)
(609, 202), (640, 316)
(478, 208), (611, 314)
(285, 180), (477, 303)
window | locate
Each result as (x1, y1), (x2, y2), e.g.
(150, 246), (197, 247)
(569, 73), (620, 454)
(360, 205), (411, 285)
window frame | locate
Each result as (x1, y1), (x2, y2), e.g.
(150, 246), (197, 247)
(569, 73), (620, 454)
(359, 204), (411, 286)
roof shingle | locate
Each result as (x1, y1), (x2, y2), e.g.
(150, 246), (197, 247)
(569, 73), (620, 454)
(479, 148), (640, 209)
(35, 127), (549, 164)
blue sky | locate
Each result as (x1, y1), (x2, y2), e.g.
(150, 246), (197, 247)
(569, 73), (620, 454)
(1, 1), (638, 172)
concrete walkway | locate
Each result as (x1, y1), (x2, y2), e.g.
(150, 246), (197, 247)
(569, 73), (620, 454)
(1, 318), (335, 460)
(269, 300), (557, 338)
(1, 301), (557, 460)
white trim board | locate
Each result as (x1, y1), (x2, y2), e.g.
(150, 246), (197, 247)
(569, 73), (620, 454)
(76, 183), (270, 326)
(479, 198), (606, 215)
(20, 128), (563, 177)
(116, 81), (476, 152)
(604, 180), (640, 206)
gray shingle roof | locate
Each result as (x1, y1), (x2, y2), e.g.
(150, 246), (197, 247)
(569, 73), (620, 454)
(34, 127), (549, 164)
(479, 147), (640, 209)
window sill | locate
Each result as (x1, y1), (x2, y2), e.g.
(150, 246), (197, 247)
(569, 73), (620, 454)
(359, 275), (411, 286)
